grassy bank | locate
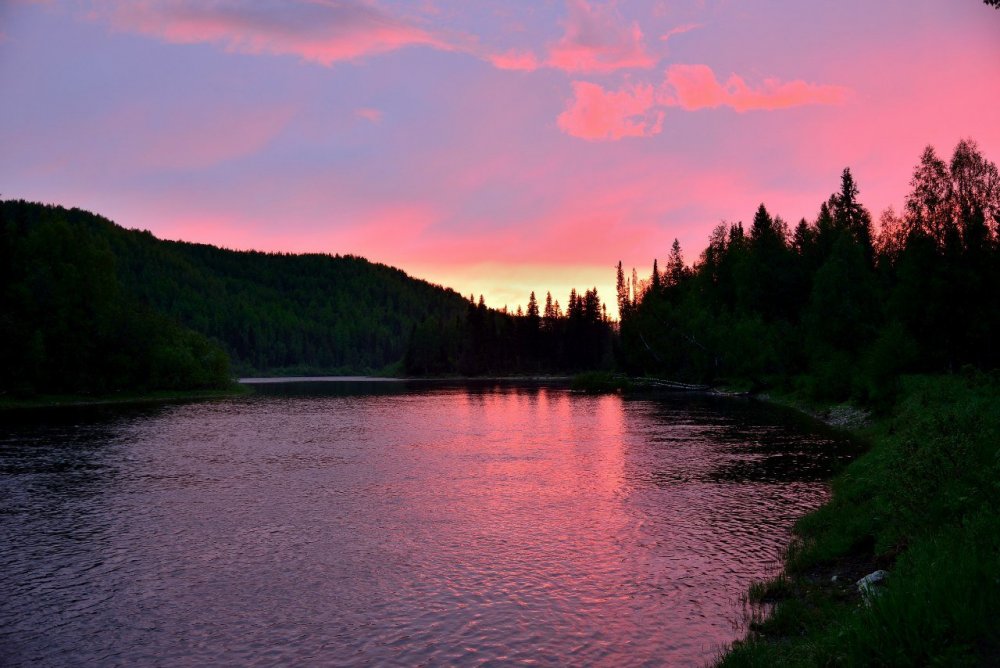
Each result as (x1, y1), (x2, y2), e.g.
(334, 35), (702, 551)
(0, 383), (249, 411)
(719, 374), (1000, 666)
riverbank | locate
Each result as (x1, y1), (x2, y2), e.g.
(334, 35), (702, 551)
(718, 373), (1000, 666)
(0, 384), (249, 412)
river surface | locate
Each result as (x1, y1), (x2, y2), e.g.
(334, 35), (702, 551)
(0, 381), (857, 667)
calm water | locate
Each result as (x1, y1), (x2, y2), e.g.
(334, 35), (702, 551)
(0, 381), (856, 667)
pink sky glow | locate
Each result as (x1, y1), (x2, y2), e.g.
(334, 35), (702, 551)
(1, 0), (999, 316)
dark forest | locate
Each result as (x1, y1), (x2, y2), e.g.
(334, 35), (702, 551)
(2, 138), (997, 402)
(619, 139), (999, 404)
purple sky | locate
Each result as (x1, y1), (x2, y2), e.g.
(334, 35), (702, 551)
(2, 0), (999, 314)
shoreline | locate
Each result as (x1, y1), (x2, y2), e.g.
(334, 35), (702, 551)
(239, 374), (575, 384)
(6, 371), (989, 662)
(717, 374), (1000, 666)
(0, 375), (579, 411)
(0, 385), (249, 412)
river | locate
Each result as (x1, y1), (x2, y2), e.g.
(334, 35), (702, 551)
(0, 380), (856, 666)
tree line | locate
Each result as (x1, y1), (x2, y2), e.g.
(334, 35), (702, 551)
(0, 200), (472, 396)
(4, 137), (995, 395)
(404, 287), (615, 375)
(0, 198), (616, 397)
(617, 138), (1000, 404)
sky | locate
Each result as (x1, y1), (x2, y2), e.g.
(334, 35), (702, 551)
(2, 0), (999, 316)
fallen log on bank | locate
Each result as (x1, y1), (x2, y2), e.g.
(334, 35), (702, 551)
(630, 377), (712, 392)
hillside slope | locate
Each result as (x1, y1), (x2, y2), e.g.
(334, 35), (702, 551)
(1, 200), (470, 391)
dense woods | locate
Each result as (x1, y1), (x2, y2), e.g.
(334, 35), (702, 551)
(404, 287), (614, 375)
(0, 199), (615, 398)
(0, 204), (231, 396)
(617, 138), (1000, 403)
(0, 201), (470, 396)
(4, 138), (997, 400)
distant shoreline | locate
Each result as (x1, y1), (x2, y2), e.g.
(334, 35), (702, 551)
(0, 386), (248, 412)
(0, 376), (583, 411)
(239, 375), (575, 384)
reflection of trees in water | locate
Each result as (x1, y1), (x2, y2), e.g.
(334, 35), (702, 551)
(248, 378), (571, 401)
(622, 395), (860, 486)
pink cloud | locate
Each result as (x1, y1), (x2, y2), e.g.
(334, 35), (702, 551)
(662, 64), (850, 112)
(660, 23), (702, 42)
(557, 81), (664, 141)
(557, 64), (848, 141)
(96, 0), (452, 66)
(487, 49), (540, 72)
(355, 107), (383, 123)
(547, 0), (657, 73)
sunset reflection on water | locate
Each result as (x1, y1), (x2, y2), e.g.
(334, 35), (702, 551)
(0, 382), (856, 666)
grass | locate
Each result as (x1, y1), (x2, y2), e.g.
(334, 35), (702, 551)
(718, 373), (1000, 667)
(0, 383), (249, 411)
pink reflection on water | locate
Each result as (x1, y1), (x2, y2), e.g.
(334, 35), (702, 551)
(0, 383), (853, 666)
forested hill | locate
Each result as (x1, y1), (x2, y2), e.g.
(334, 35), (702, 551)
(110, 226), (470, 375)
(0, 200), (470, 394)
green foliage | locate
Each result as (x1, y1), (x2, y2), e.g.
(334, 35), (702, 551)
(618, 140), (1000, 402)
(803, 235), (878, 355)
(0, 202), (232, 395)
(719, 375), (1000, 666)
(609, 143), (1000, 665)
(843, 519), (1000, 666)
(853, 322), (918, 408)
(128, 239), (470, 375)
(1, 199), (614, 387)
(1, 199), (472, 389)
(570, 371), (631, 393)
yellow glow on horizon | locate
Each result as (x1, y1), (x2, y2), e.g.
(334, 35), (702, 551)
(405, 262), (622, 320)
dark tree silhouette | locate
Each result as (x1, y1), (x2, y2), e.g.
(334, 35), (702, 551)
(526, 291), (540, 321)
(616, 260), (629, 320)
(616, 138), (1000, 402)
(830, 168), (874, 256)
(666, 239), (686, 287)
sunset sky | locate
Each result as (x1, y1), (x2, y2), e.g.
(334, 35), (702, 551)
(2, 0), (999, 314)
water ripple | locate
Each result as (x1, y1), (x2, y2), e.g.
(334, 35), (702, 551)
(0, 384), (856, 666)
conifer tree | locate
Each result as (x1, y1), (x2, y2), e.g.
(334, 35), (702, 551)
(527, 291), (540, 320)
(667, 239), (686, 287)
(815, 200), (837, 260)
(831, 168), (874, 254)
(616, 261), (629, 320)
(728, 222), (746, 246)
(750, 203), (775, 244)
(792, 218), (815, 256)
